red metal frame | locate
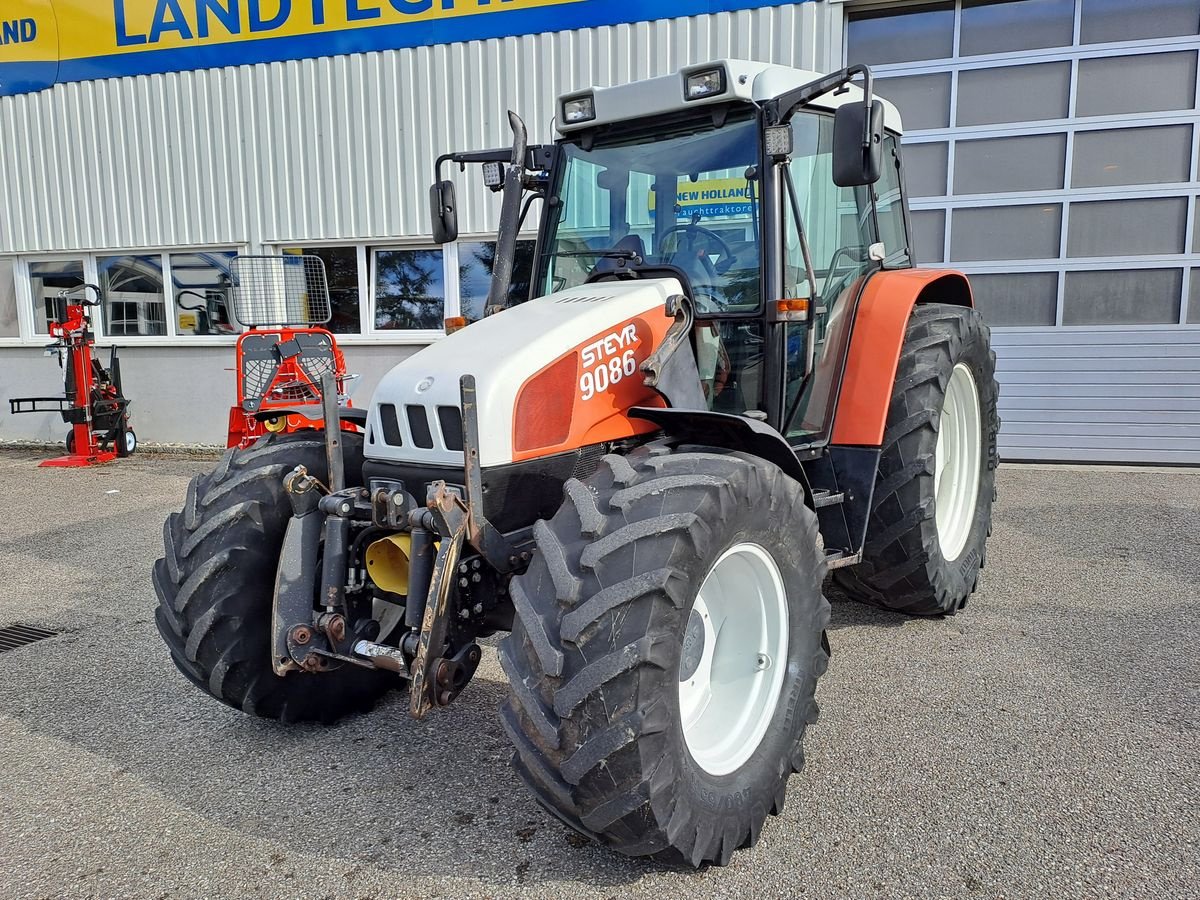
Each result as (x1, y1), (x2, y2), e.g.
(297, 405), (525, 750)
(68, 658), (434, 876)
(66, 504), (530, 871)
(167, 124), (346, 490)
(226, 326), (358, 449)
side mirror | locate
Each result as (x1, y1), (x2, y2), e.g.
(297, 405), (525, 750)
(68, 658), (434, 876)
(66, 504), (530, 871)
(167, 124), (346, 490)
(832, 99), (884, 187)
(429, 180), (458, 244)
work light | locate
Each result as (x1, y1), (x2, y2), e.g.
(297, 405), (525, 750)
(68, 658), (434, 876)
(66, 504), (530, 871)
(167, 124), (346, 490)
(685, 67), (726, 100)
(482, 161), (504, 189)
(562, 94), (596, 123)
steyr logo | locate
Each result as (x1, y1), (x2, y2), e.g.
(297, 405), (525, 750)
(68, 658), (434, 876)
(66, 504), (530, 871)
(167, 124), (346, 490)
(0, 18), (37, 45)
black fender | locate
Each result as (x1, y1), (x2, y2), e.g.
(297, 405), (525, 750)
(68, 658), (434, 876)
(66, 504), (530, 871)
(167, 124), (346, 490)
(630, 406), (813, 505)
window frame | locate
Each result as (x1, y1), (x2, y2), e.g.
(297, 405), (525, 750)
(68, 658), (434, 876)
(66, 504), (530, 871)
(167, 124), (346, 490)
(844, 0), (1200, 328)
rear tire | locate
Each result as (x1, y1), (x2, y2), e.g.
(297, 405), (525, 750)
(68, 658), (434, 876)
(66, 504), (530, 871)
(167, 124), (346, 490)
(836, 303), (999, 616)
(152, 432), (394, 723)
(499, 444), (830, 866)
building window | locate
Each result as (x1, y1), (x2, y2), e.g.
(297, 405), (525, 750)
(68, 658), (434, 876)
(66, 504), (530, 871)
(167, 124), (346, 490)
(373, 248), (445, 331)
(0, 259), (17, 338)
(283, 245), (362, 334)
(28, 259), (86, 334)
(98, 255), (167, 337)
(170, 251), (237, 336)
(458, 239), (537, 321)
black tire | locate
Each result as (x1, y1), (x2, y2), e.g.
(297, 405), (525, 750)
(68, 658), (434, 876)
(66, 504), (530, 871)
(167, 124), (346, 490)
(65, 430), (75, 454)
(118, 426), (136, 457)
(152, 432), (393, 723)
(836, 303), (999, 616)
(499, 444), (830, 867)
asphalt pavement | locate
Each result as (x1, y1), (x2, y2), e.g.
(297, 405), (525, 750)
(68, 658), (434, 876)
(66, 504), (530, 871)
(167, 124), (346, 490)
(0, 448), (1196, 899)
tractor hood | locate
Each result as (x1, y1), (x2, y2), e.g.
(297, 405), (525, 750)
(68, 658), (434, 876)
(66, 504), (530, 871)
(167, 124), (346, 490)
(364, 278), (681, 469)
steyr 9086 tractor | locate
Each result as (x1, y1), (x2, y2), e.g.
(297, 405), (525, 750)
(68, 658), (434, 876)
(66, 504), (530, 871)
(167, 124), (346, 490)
(153, 60), (999, 867)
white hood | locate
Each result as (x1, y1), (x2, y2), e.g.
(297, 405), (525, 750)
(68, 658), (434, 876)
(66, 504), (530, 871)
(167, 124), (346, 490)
(365, 278), (680, 469)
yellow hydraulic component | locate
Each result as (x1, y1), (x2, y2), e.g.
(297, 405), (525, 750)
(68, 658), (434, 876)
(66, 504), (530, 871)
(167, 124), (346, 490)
(263, 416), (287, 433)
(365, 533), (413, 595)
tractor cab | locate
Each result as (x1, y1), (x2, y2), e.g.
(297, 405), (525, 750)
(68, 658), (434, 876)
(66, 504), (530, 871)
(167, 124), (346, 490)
(430, 61), (909, 444)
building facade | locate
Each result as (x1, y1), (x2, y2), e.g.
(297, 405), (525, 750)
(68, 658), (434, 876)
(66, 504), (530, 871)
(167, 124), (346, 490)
(1, 0), (1198, 462)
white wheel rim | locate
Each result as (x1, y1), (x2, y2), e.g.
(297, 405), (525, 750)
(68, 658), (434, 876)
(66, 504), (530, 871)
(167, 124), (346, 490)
(125, 431), (136, 453)
(678, 542), (789, 777)
(934, 363), (982, 562)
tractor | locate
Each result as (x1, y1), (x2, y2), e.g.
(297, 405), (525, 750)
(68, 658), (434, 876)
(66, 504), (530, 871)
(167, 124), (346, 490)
(153, 60), (999, 867)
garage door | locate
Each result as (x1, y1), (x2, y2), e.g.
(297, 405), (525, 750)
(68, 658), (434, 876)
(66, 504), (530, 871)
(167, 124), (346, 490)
(845, 0), (1200, 464)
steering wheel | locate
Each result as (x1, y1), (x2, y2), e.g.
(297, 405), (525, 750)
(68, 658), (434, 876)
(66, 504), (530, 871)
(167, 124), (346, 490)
(659, 224), (737, 280)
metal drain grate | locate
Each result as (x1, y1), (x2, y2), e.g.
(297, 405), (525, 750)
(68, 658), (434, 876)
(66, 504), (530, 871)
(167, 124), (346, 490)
(0, 623), (58, 653)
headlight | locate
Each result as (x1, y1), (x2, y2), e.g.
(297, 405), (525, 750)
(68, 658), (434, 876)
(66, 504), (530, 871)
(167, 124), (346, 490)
(562, 94), (596, 124)
(685, 67), (726, 100)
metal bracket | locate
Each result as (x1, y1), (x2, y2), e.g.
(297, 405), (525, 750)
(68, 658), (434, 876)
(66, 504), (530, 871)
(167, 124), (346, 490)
(640, 295), (709, 411)
(409, 483), (470, 719)
(460, 375), (521, 572)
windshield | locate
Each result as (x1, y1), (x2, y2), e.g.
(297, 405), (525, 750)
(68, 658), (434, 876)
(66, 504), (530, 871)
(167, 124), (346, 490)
(540, 112), (761, 315)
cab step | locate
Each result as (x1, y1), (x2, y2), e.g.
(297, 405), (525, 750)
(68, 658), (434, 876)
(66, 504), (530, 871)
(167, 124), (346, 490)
(813, 490), (845, 508)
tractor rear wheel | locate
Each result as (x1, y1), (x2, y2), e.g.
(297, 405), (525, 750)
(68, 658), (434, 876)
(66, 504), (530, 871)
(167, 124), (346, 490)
(152, 432), (394, 723)
(499, 445), (830, 866)
(836, 303), (999, 616)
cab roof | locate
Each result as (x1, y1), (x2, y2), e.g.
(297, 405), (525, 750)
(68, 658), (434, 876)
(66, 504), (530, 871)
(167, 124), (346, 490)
(556, 59), (904, 136)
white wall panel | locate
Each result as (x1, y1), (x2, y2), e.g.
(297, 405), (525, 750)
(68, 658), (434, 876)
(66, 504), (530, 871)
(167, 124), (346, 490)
(0, 3), (831, 255)
(992, 328), (1200, 464)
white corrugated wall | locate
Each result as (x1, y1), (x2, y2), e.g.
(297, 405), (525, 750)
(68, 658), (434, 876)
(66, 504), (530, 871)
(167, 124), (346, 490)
(0, 3), (836, 255)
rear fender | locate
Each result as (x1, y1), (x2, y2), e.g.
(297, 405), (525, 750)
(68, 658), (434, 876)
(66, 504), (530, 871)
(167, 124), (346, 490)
(630, 406), (813, 505)
(831, 269), (972, 447)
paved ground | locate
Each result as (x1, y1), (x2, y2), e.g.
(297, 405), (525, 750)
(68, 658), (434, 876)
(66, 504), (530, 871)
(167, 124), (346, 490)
(0, 449), (1196, 899)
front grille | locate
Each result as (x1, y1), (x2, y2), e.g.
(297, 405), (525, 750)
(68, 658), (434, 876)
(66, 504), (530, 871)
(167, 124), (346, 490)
(379, 403), (404, 446)
(406, 405), (434, 449)
(438, 406), (465, 451)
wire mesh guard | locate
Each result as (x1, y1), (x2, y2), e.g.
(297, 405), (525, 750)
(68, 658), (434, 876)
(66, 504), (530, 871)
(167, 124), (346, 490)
(229, 254), (332, 327)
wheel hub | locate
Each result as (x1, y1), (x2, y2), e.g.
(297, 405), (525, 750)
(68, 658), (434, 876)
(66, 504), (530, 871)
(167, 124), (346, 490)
(934, 362), (983, 562)
(677, 542), (789, 776)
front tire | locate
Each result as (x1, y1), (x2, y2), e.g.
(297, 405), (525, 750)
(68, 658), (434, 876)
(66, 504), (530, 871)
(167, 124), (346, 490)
(836, 303), (999, 616)
(152, 432), (393, 723)
(499, 445), (830, 866)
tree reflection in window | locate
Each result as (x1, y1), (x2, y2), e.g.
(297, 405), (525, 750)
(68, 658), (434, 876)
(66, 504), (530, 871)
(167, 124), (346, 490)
(459, 239), (537, 321)
(374, 248), (445, 330)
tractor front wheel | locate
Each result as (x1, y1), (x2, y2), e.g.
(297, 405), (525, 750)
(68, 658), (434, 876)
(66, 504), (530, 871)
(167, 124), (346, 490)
(836, 302), (999, 616)
(152, 432), (394, 723)
(499, 445), (830, 866)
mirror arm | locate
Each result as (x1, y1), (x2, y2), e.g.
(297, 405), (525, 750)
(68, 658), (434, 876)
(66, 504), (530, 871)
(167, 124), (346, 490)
(764, 63), (874, 128)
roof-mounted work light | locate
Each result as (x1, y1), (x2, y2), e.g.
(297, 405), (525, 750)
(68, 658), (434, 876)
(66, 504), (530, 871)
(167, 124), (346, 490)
(562, 94), (596, 124)
(685, 67), (726, 100)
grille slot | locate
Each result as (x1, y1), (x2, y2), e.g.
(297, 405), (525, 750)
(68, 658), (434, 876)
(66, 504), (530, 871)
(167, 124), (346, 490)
(0, 623), (58, 654)
(438, 406), (465, 451)
(406, 405), (434, 449)
(379, 404), (403, 446)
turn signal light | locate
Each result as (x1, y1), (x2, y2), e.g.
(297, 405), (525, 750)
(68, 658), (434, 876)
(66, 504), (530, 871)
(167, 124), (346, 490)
(774, 298), (810, 322)
(444, 316), (468, 334)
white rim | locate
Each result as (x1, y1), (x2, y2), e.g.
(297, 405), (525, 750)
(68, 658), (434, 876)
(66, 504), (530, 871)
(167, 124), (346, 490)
(934, 363), (983, 562)
(678, 542), (789, 777)
(124, 431), (136, 453)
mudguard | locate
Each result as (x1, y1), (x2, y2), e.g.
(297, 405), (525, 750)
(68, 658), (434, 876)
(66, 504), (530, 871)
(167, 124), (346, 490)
(831, 268), (972, 447)
(630, 406), (813, 504)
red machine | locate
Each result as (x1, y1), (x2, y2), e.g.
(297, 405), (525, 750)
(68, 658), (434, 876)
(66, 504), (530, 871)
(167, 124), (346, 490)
(223, 255), (359, 449)
(9, 284), (136, 467)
